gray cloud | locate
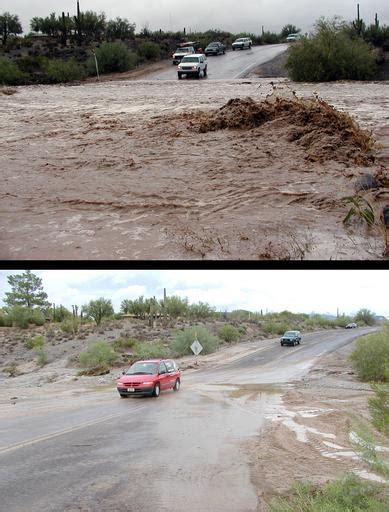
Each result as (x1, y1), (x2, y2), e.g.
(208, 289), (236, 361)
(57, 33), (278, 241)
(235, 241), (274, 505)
(3, 1), (388, 35)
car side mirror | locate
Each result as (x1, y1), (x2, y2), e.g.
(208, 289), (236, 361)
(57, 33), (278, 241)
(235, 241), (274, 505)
(122, 371), (125, 375)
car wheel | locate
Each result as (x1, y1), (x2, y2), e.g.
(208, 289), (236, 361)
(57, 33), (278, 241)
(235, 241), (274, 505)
(173, 379), (180, 392)
(119, 393), (128, 398)
(232, 47), (235, 51)
(178, 73), (182, 80)
(197, 70), (200, 79)
(203, 67), (207, 77)
(281, 342), (284, 346)
(153, 383), (160, 397)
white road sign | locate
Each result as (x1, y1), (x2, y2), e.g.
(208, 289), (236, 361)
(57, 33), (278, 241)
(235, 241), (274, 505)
(190, 338), (203, 356)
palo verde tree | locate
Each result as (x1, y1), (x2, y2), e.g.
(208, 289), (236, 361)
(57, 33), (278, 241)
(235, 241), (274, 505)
(0, 12), (22, 45)
(82, 297), (114, 326)
(280, 24), (300, 38)
(354, 308), (376, 326)
(106, 17), (136, 41)
(3, 270), (50, 310)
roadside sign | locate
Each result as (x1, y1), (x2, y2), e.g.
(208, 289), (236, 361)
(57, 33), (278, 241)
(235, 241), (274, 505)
(190, 338), (203, 356)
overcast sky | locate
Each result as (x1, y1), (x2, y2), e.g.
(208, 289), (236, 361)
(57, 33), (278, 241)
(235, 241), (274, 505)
(3, 1), (388, 35)
(0, 269), (388, 317)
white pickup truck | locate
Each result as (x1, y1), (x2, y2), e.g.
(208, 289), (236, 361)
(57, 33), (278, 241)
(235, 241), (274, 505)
(172, 46), (195, 65)
(232, 37), (252, 50)
(177, 54), (207, 79)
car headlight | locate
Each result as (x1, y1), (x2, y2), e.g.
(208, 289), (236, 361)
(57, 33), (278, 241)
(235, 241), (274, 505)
(142, 381), (154, 386)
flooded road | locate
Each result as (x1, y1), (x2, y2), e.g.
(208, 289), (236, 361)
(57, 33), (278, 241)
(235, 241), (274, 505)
(0, 328), (376, 511)
(1, 79), (388, 260)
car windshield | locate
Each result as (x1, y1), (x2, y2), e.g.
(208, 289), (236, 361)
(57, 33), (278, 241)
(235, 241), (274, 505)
(125, 362), (158, 375)
(208, 43), (218, 46)
(181, 56), (199, 62)
(284, 331), (297, 336)
(176, 48), (190, 52)
(236, 39), (245, 42)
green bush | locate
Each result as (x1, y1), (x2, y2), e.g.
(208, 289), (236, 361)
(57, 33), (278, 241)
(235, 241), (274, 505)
(87, 42), (137, 74)
(9, 306), (30, 329)
(270, 473), (389, 511)
(263, 322), (290, 336)
(35, 347), (48, 367)
(172, 326), (219, 356)
(134, 342), (170, 359)
(79, 341), (118, 373)
(30, 309), (46, 326)
(350, 330), (389, 382)
(60, 317), (80, 335)
(218, 324), (240, 343)
(0, 56), (25, 85)
(369, 383), (389, 435)
(137, 41), (161, 61)
(25, 335), (45, 350)
(286, 18), (378, 81)
(113, 336), (138, 352)
(42, 58), (86, 83)
(0, 310), (12, 327)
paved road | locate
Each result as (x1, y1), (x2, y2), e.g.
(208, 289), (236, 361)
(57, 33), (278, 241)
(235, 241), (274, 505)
(146, 43), (288, 80)
(0, 327), (376, 512)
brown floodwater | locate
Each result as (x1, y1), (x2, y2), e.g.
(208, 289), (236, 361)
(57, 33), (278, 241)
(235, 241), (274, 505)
(1, 78), (388, 259)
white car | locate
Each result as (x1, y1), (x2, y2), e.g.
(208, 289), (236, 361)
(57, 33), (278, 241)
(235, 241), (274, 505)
(286, 33), (301, 42)
(345, 322), (358, 329)
(172, 46), (195, 65)
(177, 54), (207, 79)
(232, 37), (252, 50)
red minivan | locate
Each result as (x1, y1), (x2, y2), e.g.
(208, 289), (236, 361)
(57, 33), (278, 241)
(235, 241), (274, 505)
(116, 359), (181, 398)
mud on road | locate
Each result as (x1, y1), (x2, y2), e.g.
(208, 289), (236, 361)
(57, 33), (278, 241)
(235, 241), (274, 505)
(1, 78), (388, 259)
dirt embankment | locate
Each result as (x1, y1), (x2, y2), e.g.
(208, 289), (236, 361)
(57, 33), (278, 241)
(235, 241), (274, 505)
(250, 341), (388, 510)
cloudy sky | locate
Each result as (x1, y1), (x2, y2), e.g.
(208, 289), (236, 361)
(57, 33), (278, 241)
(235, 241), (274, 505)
(3, 1), (388, 35)
(0, 269), (388, 317)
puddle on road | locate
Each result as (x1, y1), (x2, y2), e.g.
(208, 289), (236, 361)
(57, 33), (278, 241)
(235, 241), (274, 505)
(210, 382), (285, 400)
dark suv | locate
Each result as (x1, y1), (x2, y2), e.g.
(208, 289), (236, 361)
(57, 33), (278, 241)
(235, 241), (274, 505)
(280, 330), (301, 347)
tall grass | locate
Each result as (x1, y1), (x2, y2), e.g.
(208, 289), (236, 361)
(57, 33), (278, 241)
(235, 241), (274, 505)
(270, 473), (389, 511)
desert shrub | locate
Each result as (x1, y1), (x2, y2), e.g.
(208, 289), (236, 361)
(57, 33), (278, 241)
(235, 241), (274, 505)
(137, 41), (161, 61)
(172, 326), (219, 356)
(9, 306), (30, 329)
(263, 321), (290, 336)
(87, 42), (137, 74)
(286, 18), (377, 81)
(218, 324), (240, 343)
(134, 342), (170, 359)
(0, 310), (12, 327)
(369, 383), (389, 435)
(113, 336), (138, 352)
(35, 347), (48, 367)
(42, 58), (86, 83)
(25, 335), (45, 350)
(270, 473), (388, 511)
(0, 56), (25, 84)
(30, 309), (46, 326)
(79, 341), (118, 373)
(60, 317), (80, 335)
(354, 308), (376, 326)
(350, 330), (389, 382)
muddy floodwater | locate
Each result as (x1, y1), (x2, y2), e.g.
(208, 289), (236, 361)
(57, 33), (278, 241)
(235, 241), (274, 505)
(1, 78), (388, 259)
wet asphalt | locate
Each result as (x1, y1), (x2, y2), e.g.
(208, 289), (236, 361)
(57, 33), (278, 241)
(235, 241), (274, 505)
(0, 327), (376, 511)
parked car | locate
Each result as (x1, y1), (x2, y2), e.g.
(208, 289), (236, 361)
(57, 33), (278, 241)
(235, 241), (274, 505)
(205, 41), (226, 56)
(172, 46), (195, 65)
(232, 37), (252, 50)
(178, 54), (207, 79)
(280, 330), (301, 346)
(345, 322), (358, 329)
(116, 359), (181, 398)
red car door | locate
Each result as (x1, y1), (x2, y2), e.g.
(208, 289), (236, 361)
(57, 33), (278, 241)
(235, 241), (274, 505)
(158, 361), (170, 390)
